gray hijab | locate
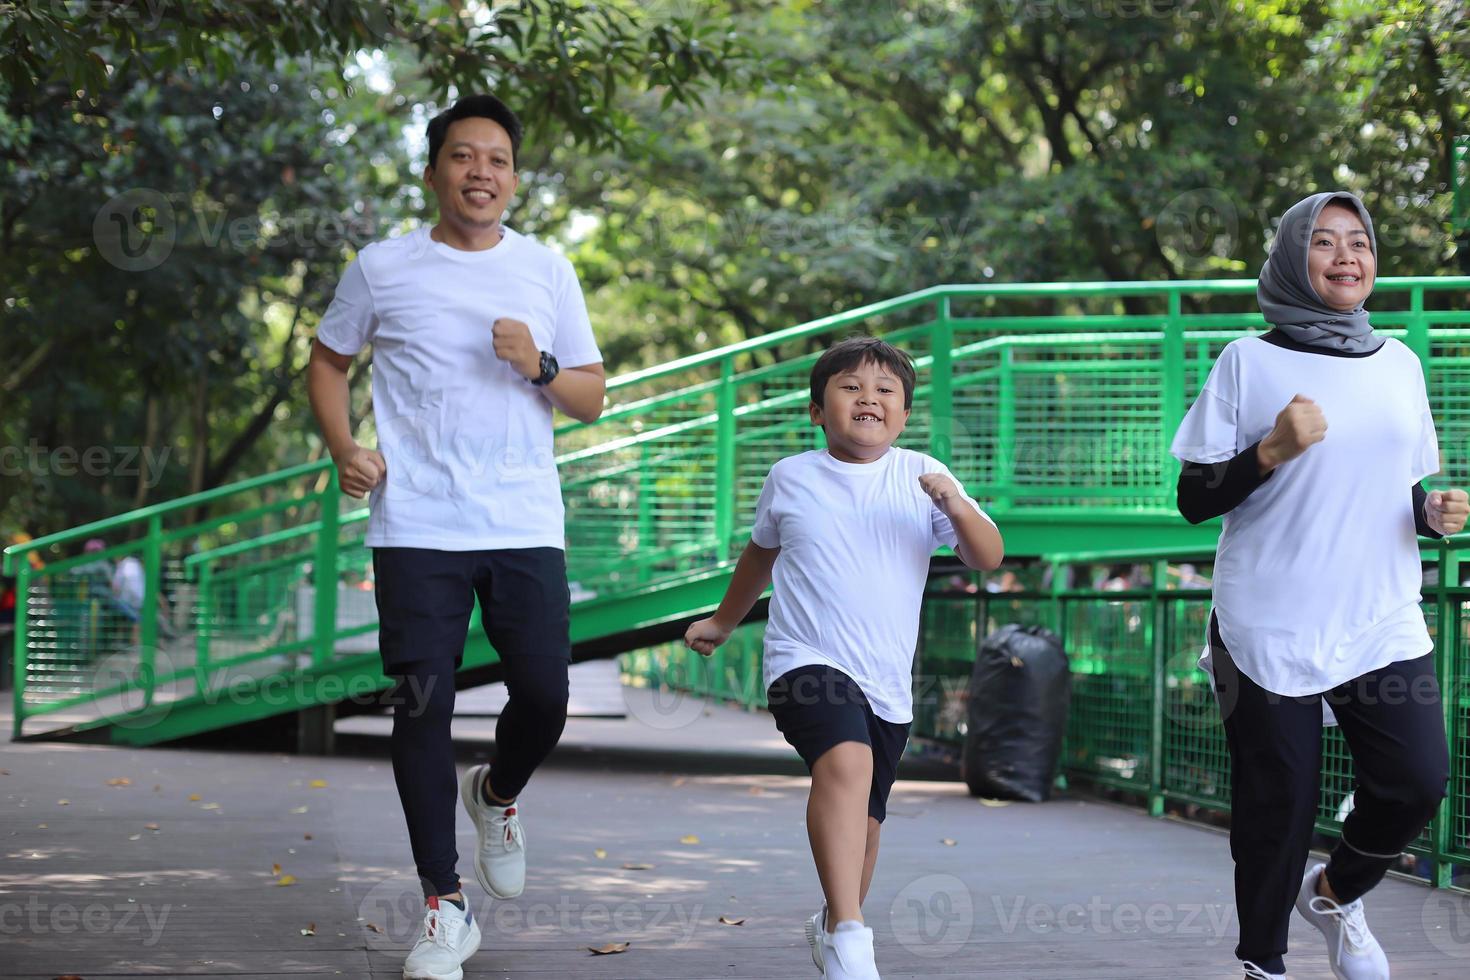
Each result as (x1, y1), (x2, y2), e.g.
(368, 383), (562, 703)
(1257, 191), (1380, 354)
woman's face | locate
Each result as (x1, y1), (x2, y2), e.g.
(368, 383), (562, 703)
(1306, 203), (1375, 311)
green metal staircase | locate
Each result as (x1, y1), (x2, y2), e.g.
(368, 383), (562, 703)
(8, 277), (1470, 748)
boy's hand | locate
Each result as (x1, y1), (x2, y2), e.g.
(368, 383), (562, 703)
(684, 617), (732, 657)
(1426, 488), (1470, 536)
(919, 472), (962, 513)
(336, 444), (386, 498)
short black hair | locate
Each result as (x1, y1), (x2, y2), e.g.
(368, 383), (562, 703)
(810, 336), (916, 411)
(426, 94), (524, 170)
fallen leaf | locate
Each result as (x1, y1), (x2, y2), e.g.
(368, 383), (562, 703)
(588, 942), (629, 955)
(300, 923), (316, 936)
(941, 838), (957, 847)
(979, 798), (1011, 808)
(272, 863), (282, 876)
(107, 777), (132, 786)
(718, 915), (746, 926)
(144, 823), (159, 831)
(0, 769), (9, 775)
(303, 834), (313, 841)
(128, 834), (141, 841)
(54, 975), (84, 980)
(308, 779), (328, 789)
(621, 862), (655, 871)
(276, 875), (297, 887)
(187, 793), (201, 802)
(594, 848), (607, 860)
(200, 803), (221, 810)
(365, 922), (384, 934)
(290, 805), (309, 814)
(153, 784), (161, 791)
(680, 834), (700, 845)
(36, 824), (46, 829)
(671, 777), (687, 787)
(747, 785), (765, 795)
(57, 799), (70, 806)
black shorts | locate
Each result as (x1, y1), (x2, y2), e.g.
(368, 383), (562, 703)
(371, 547), (571, 672)
(766, 665), (911, 823)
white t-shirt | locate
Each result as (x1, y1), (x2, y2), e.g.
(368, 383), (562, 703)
(1170, 336), (1439, 697)
(752, 447), (994, 723)
(316, 226), (602, 550)
(112, 556), (145, 610)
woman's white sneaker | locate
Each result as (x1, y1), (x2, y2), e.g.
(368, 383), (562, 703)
(1294, 862), (1389, 980)
(821, 920), (881, 980)
(1242, 962), (1286, 979)
(804, 901), (827, 973)
(459, 764), (526, 898)
(403, 896), (481, 980)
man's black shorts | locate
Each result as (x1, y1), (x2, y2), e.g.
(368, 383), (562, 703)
(371, 547), (571, 671)
(766, 664), (911, 823)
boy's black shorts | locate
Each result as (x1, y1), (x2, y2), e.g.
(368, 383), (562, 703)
(766, 664), (911, 823)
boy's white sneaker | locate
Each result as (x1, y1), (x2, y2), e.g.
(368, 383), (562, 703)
(1242, 963), (1286, 980)
(804, 902), (827, 973)
(460, 764), (526, 898)
(403, 896), (481, 980)
(1294, 862), (1389, 980)
(821, 920), (880, 980)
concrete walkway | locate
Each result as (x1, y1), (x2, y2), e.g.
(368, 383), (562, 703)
(2, 681), (1467, 978)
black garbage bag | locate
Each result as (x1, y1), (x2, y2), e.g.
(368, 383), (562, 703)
(961, 623), (1071, 802)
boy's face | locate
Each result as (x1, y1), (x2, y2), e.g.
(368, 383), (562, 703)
(424, 116), (519, 232)
(809, 358), (910, 462)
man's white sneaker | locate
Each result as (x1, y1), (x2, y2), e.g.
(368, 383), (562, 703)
(1242, 962), (1286, 980)
(821, 921), (881, 980)
(1294, 862), (1389, 980)
(804, 902), (827, 973)
(460, 764), (525, 898)
(403, 896), (481, 980)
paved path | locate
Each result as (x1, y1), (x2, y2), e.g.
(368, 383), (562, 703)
(2, 685), (1467, 978)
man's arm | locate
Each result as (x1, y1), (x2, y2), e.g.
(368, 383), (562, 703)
(306, 339), (385, 497)
(540, 362), (606, 425)
(684, 540), (780, 654)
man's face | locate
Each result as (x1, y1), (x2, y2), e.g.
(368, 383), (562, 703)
(424, 116), (519, 232)
(809, 358), (910, 462)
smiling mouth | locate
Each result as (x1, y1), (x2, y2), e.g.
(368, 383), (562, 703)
(853, 414), (883, 422)
(1326, 274), (1360, 283)
(464, 189), (496, 205)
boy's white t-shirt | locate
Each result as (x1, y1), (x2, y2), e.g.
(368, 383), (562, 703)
(316, 226), (602, 551)
(1169, 336), (1439, 697)
(751, 446), (994, 723)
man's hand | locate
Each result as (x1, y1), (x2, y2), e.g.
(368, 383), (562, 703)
(336, 445), (386, 498)
(684, 617), (732, 657)
(492, 317), (540, 380)
(1258, 394), (1327, 472)
(919, 472), (962, 513)
(1426, 489), (1470, 536)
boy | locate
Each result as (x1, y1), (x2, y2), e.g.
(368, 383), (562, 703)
(685, 336), (1003, 979)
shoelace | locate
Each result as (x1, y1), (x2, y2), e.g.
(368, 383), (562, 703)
(420, 906), (451, 949)
(490, 810), (525, 851)
(1309, 894), (1373, 952)
(1241, 962), (1282, 979)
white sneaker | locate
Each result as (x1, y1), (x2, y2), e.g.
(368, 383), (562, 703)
(403, 896), (481, 980)
(804, 901), (827, 973)
(460, 764), (525, 898)
(822, 921), (880, 980)
(1242, 962), (1286, 980)
(1295, 862), (1390, 980)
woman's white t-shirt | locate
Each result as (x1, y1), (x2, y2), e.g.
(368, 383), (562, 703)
(316, 226), (602, 551)
(1169, 336), (1440, 696)
(751, 447), (994, 723)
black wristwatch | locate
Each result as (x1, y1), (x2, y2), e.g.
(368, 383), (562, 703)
(530, 350), (559, 387)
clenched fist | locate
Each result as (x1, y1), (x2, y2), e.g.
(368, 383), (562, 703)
(1425, 489), (1470, 536)
(335, 444), (386, 498)
(1258, 394), (1327, 472)
(684, 617), (732, 657)
(919, 472), (962, 512)
(492, 317), (540, 380)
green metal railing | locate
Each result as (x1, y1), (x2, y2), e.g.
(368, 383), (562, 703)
(1455, 135), (1468, 236)
(6, 277), (1470, 741)
(627, 539), (1470, 889)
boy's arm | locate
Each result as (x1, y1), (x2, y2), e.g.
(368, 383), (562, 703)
(685, 539), (780, 654)
(918, 473), (1004, 571)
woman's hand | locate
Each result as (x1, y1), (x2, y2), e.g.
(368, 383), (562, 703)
(1425, 489), (1470, 536)
(1258, 394), (1327, 473)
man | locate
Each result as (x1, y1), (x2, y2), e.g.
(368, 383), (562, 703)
(307, 94), (605, 980)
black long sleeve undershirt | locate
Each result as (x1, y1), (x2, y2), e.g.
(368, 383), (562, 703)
(1177, 444), (1441, 537)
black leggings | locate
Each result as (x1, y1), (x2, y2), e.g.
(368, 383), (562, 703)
(1211, 616), (1448, 973)
(388, 654), (569, 897)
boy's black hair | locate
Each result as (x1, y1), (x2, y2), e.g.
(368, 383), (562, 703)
(426, 94), (523, 170)
(809, 336), (916, 411)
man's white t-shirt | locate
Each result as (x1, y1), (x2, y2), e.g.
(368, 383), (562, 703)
(1170, 336), (1439, 696)
(112, 556), (145, 610)
(751, 447), (995, 723)
(316, 226), (602, 551)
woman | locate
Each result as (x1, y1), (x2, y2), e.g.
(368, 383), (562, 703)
(1170, 191), (1466, 980)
